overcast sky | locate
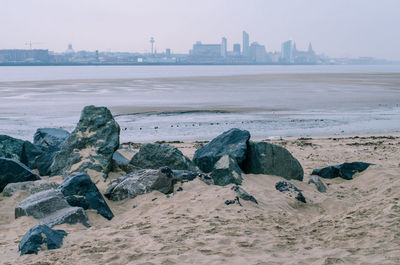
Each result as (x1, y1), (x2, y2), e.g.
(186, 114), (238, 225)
(1, 0), (399, 59)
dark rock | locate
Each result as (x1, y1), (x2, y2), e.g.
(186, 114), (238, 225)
(3, 180), (59, 197)
(275, 181), (306, 203)
(0, 158), (40, 192)
(172, 170), (198, 182)
(112, 148), (135, 165)
(152, 197), (157, 201)
(21, 141), (44, 170)
(231, 185), (258, 204)
(311, 162), (373, 180)
(193, 128), (250, 173)
(104, 167), (174, 201)
(308, 176), (327, 193)
(176, 186), (183, 192)
(33, 128), (70, 148)
(210, 155), (243, 186)
(35, 147), (59, 176)
(0, 135), (25, 162)
(50, 105), (120, 178)
(198, 174), (214, 185)
(58, 172), (114, 220)
(130, 143), (196, 171)
(40, 207), (90, 228)
(18, 225), (67, 255)
(15, 189), (90, 227)
(243, 141), (304, 181)
(225, 196), (242, 206)
(15, 189), (70, 219)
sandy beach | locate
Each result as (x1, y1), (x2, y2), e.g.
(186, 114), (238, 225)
(1, 133), (399, 265)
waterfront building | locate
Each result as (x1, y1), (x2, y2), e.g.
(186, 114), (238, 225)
(233, 43), (241, 56)
(249, 42), (267, 63)
(221, 37), (227, 57)
(281, 40), (294, 63)
(0, 49), (50, 64)
(190, 41), (222, 58)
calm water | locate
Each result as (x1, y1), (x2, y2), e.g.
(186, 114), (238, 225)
(1, 64), (400, 82)
(0, 65), (400, 142)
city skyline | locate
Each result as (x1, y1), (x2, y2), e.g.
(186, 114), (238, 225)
(1, 0), (400, 60)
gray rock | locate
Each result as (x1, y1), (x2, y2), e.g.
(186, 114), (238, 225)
(0, 158), (40, 192)
(275, 181), (306, 203)
(231, 185), (258, 204)
(210, 155), (243, 186)
(40, 207), (90, 228)
(104, 167), (174, 201)
(193, 128), (250, 173)
(130, 143), (196, 171)
(243, 141), (304, 181)
(113, 148), (135, 165)
(3, 180), (59, 197)
(58, 172), (114, 220)
(15, 189), (70, 219)
(18, 225), (67, 255)
(308, 176), (327, 193)
(50, 105), (120, 178)
(34, 128), (70, 148)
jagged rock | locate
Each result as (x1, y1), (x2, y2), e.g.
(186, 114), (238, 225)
(193, 128), (250, 173)
(130, 143), (196, 171)
(275, 181), (306, 203)
(58, 173), (114, 220)
(231, 185), (258, 204)
(40, 207), (90, 228)
(2, 180), (59, 197)
(15, 189), (70, 219)
(15, 189), (90, 227)
(104, 167), (174, 201)
(34, 147), (59, 176)
(0, 158), (40, 192)
(210, 155), (243, 186)
(243, 141), (304, 181)
(311, 162), (373, 180)
(308, 176), (327, 193)
(18, 225), (67, 255)
(34, 128), (70, 148)
(50, 105), (120, 178)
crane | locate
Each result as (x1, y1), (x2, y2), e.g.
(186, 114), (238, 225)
(24, 41), (43, 49)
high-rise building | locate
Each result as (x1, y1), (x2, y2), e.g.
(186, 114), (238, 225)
(249, 42), (267, 63)
(221, 37), (227, 57)
(233, 43), (241, 56)
(281, 40), (294, 63)
(190, 41), (221, 58)
(166, 48), (171, 57)
(242, 31), (249, 57)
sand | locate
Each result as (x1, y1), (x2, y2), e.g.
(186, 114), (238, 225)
(0, 134), (399, 265)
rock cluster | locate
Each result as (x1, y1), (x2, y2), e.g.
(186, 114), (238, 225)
(312, 162), (373, 180)
(19, 225), (67, 255)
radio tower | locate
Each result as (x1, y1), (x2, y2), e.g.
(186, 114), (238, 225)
(150, 37), (155, 55)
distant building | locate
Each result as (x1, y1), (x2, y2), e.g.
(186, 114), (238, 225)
(190, 41), (221, 58)
(281, 40), (294, 63)
(166, 48), (171, 57)
(0, 49), (50, 64)
(66, 44), (74, 54)
(249, 42), (267, 63)
(233, 43), (241, 56)
(242, 31), (249, 57)
(221, 37), (227, 57)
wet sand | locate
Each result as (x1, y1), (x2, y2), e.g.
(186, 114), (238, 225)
(1, 134), (399, 265)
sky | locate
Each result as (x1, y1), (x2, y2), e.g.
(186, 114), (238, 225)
(1, 0), (399, 60)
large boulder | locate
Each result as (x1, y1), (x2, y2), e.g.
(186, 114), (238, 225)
(0, 158), (40, 192)
(50, 105), (120, 178)
(243, 141), (304, 181)
(210, 155), (243, 186)
(18, 225), (67, 255)
(130, 143), (196, 171)
(58, 173), (114, 220)
(34, 147), (59, 176)
(3, 180), (59, 197)
(15, 189), (70, 219)
(311, 162), (373, 180)
(34, 128), (70, 148)
(104, 167), (174, 201)
(193, 128), (250, 173)
(0, 135), (25, 162)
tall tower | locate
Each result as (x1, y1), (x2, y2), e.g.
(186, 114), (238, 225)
(221, 37), (227, 57)
(242, 31), (249, 57)
(150, 37), (155, 55)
